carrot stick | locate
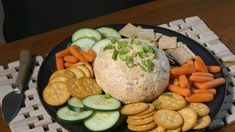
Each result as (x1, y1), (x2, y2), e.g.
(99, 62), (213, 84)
(185, 93), (214, 103)
(199, 78), (225, 89)
(179, 75), (189, 88)
(194, 56), (208, 72)
(168, 85), (191, 97)
(192, 82), (203, 89)
(170, 67), (196, 77)
(192, 88), (217, 95)
(69, 45), (87, 62)
(189, 75), (214, 82)
(64, 62), (73, 68)
(64, 55), (78, 63)
(207, 66), (221, 73)
(56, 57), (64, 70)
(55, 48), (70, 58)
(80, 50), (95, 62)
(192, 72), (214, 77)
(181, 60), (194, 67)
(88, 49), (96, 58)
(187, 80), (192, 89)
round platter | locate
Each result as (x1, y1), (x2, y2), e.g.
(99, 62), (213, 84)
(37, 24), (227, 132)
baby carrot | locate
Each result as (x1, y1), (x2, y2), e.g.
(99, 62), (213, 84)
(192, 88), (217, 95)
(187, 80), (192, 89)
(64, 55), (78, 63)
(192, 82), (202, 89)
(64, 62), (73, 68)
(181, 60), (194, 67)
(56, 57), (64, 70)
(69, 45), (87, 62)
(185, 93), (214, 103)
(189, 75), (214, 82)
(179, 75), (189, 88)
(207, 66), (221, 73)
(168, 85), (191, 97)
(170, 67), (196, 76)
(199, 78), (225, 89)
(80, 49), (95, 62)
(88, 49), (96, 58)
(192, 72), (214, 77)
(194, 56), (208, 72)
(55, 48), (70, 58)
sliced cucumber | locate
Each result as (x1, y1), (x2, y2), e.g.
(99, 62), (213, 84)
(72, 37), (96, 52)
(84, 111), (120, 131)
(82, 95), (121, 111)
(68, 97), (86, 112)
(56, 106), (93, 123)
(72, 28), (102, 42)
(92, 39), (112, 55)
(96, 27), (121, 39)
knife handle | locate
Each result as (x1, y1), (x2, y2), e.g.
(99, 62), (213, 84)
(16, 50), (33, 88)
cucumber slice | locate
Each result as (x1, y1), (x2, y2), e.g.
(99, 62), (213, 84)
(72, 28), (102, 42)
(82, 95), (121, 111)
(56, 106), (93, 123)
(72, 37), (96, 52)
(92, 39), (112, 55)
(96, 27), (121, 39)
(68, 97), (86, 112)
(84, 111), (120, 131)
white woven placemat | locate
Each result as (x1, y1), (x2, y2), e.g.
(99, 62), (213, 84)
(0, 16), (235, 131)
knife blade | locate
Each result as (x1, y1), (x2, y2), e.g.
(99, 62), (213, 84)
(1, 50), (33, 124)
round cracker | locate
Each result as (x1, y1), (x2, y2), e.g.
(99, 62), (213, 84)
(77, 77), (102, 94)
(166, 127), (181, 132)
(128, 111), (156, 120)
(155, 92), (186, 110)
(178, 108), (197, 131)
(127, 116), (154, 126)
(76, 62), (93, 77)
(72, 65), (91, 77)
(154, 109), (183, 130)
(67, 67), (85, 79)
(49, 74), (73, 83)
(193, 115), (211, 130)
(49, 69), (75, 80)
(43, 81), (71, 106)
(67, 78), (84, 99)
(128, 122), (157, 131)
(149, 125), (166, 132)
(187, 103), (210, 117)
(121, 102), (149, 115)
(67, 77), (102, 99)
(136, 104), (155, 116)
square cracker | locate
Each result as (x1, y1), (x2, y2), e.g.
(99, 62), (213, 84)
(136, 26), (155, 40)
(158, 35), (177, 49)
(119, 23), (138, 38)
(168, 46), (194, 65)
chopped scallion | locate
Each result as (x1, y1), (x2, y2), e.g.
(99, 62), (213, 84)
(112, 49), (118, 60)
(103, 44), (114, 51)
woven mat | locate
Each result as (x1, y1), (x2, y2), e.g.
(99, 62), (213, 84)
(0, 16), (235, 132)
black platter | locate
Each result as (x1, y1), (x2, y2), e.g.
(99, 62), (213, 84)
(37, 24), (228, 132)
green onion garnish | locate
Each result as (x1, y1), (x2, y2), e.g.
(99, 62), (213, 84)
(111, 38), (117, 44)
(112, 49), (118, 60)
(103, 44), (114, 51)
(138, 62), (147, 72)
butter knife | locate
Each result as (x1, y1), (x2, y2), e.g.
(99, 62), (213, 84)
(1, 50), (33, 124)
